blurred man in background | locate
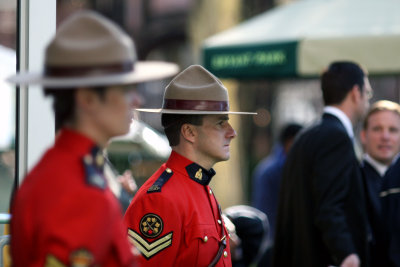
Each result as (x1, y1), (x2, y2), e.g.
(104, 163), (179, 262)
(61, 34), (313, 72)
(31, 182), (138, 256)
(360, 100), (400, 266)
(251, 122), (303, 266)
(273, 61), (372, 267)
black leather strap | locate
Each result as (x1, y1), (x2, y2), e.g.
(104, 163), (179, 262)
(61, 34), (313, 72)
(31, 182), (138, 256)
(208, 239), (227, 267)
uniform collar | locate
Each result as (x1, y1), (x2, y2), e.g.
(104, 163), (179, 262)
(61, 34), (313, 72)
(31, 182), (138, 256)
(56, 128), (107, 189)
(55, 128), (97, 157)
(166, 151), (216, 185)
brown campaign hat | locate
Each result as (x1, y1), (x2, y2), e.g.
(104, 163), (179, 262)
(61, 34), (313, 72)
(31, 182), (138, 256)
(136, 65), (256, 115)
(6, 10), (179, 88)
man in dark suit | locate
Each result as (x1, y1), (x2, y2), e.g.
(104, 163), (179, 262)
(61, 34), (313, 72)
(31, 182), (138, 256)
(381, 157), (400, 266)
(273, 61), (372, 267)
(360, 100), (400, 266)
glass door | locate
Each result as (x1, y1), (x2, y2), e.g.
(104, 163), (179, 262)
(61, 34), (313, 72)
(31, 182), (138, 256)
(0, 0), (16, 235)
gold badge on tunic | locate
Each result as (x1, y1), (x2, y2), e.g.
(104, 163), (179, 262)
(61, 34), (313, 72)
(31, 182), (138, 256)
(139, 213), (164, 238)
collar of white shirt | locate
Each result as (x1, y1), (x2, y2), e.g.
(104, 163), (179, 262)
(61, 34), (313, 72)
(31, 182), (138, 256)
(324, 106), (354, 140)
(364, 154), (389, 177)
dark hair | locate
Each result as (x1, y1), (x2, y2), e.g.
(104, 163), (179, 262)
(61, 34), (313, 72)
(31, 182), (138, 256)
(321, 61), (366, 105)
(279, 123), (303, 144)
(44, 86), (107, 131)
(161, 114), (205, 146)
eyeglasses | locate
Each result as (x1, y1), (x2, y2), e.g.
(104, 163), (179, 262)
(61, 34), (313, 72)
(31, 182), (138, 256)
(365, 89), (373, 100)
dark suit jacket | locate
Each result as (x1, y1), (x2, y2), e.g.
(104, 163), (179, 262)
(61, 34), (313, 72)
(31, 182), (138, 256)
(381, 158), (400, 266)
(361, 161), (391, 267)
(273, 113), (369, 267)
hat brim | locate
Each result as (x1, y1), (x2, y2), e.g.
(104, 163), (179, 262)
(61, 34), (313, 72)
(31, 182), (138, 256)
(6, 61), (179, 88)
(136, 108), (257, 115)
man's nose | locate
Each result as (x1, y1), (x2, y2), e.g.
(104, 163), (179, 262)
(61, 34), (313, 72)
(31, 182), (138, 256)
(228, 124), (237, 139)
(129, 91), (144, 109)
(381, 129), (391, 140)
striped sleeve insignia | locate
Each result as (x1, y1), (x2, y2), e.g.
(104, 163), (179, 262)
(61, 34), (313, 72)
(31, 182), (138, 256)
(128, 229), (173, 259)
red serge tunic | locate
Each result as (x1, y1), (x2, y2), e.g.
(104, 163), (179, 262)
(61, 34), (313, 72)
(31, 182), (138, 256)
(10, 129), (135, 267)
(124, 151), (232, 267)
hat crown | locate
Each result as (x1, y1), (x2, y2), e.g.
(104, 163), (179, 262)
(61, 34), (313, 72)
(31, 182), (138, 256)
(164, 65), (228, 102)
(135, 65), (256, 114)
(6, 10), (179, 87)
(45, 11), (135, 67)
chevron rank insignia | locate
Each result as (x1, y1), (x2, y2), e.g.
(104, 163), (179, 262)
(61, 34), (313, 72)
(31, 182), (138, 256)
(128, 229), (173, 259)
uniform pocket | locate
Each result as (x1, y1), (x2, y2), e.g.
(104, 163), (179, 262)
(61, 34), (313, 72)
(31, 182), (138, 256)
(184, 224), (221, 265)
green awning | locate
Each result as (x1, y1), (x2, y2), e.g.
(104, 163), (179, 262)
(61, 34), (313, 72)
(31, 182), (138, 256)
(202, 0), (400, 79)
(204, 41), (298, 78)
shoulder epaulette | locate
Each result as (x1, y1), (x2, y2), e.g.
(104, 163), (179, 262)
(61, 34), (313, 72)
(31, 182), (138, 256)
(82, 148), (107, 190)
(147, 168), (173, 193)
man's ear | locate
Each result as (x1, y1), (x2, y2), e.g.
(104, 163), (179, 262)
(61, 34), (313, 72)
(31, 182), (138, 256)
(350, 84), (361, 103)
(180, 123), (197, 143)
(75, 88), (99, 111)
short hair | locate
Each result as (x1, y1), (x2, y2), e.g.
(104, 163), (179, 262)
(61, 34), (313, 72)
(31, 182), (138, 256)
(321, 61), (366, 105)
(161, 114), (205, 146)
(44, 87), (107, 131)
(279, 122), (303, 144)
(362, 100), (400, 129)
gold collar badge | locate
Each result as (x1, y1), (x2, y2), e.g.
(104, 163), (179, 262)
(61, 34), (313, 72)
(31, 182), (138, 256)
(195, 168), (203, 180)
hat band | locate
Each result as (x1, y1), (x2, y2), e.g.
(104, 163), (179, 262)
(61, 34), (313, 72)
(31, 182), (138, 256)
(44, 61), (134, 77)
(163, 99), (229, 111)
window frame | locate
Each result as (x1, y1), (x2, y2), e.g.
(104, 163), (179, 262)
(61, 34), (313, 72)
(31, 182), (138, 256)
(16, 0), (56, 183)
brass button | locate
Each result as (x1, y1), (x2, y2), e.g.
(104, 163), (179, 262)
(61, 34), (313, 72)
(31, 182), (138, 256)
(217, 219), (222, 224)
(223, 251), (228, 257)
(166, 168), (172, 173)
(209, 189), (212, 195)
(203, 236), (208, 242)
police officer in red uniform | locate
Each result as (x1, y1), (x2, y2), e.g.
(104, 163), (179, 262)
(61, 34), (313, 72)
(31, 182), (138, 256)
(7, 11), (178, 267)
(124, 65), (256, 266)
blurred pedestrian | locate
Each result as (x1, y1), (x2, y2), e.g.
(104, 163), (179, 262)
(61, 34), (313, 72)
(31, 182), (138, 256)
(273, 61), (372, 267)
(252, 122), (303, 238)
(380, 102), (400, 266)
(7, 10), (178, 266)
(104, 159), (138, 212)
(124, 65), (256, 266)
(251, 122), (303, 266)
(360, 100), (400, 266)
